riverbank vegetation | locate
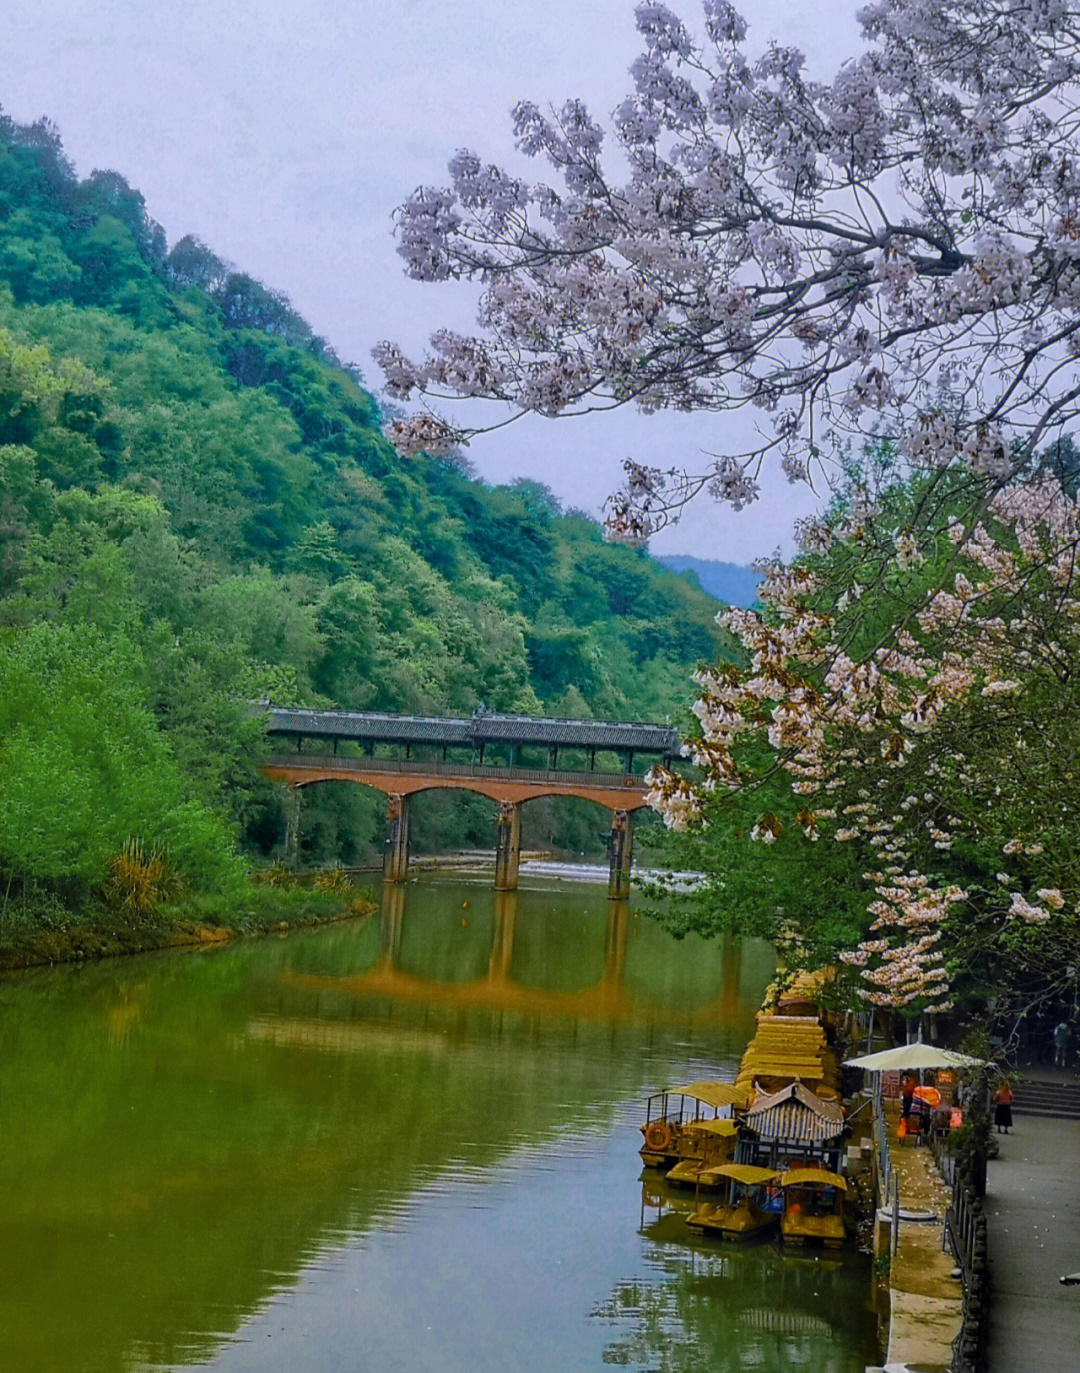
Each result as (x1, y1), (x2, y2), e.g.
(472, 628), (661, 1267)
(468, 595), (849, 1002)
(0, 109), (724, 961)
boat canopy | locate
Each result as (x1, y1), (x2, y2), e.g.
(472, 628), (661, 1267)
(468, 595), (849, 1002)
(744, 1081), (846, 1144)
(780, 1168), (848, 1191)
(668, 1081), (749, 1109)
(700, 1163), (780, 1186)
(681, 1117), (738, 1137)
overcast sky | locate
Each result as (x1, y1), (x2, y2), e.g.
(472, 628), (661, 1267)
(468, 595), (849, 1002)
(2, 1), (866, 561)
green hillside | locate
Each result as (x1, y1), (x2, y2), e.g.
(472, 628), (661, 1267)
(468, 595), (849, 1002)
(0, 111), (723, 939)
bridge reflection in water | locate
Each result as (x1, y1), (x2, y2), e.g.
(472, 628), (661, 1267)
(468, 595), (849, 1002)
(0, 880), (802, 1373)
(257, 707), (681, 897)
(271, 882), (751, 1032)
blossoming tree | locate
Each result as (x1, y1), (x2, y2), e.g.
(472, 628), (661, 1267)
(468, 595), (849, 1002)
(375, 0), (1080, 1025)
(644, 467), (1080, 1027)
(376, 0), (1080, 536)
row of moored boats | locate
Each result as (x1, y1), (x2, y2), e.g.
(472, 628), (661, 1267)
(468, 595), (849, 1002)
(639, 980), (855, 1247)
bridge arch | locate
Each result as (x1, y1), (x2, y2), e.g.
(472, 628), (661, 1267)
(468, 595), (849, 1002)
(256, 707), (676, 898)
(260, 756), (651, 811)
(260, 755), (647, 897)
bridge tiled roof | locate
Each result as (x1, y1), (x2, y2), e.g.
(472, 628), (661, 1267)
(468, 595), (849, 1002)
(258, 706), (677, 755)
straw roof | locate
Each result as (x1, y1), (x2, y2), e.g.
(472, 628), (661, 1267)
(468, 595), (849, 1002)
(735, 1012), (840, 1098)
(780, 1168), (847, 1191)
(700, 1163), (781, 1186)
(681, 1117), (738, 1138)
(667, 1081), (751, 1110)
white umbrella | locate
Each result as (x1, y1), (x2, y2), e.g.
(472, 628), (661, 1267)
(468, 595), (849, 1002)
(843, 1044), (989, 1071)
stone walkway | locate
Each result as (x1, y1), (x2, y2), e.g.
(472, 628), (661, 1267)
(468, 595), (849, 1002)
(881, 1101), (964, 1372)
(984, 1115), (1080, 1372)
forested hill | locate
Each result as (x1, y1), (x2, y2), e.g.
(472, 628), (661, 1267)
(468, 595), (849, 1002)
(0, 111), (725, 909)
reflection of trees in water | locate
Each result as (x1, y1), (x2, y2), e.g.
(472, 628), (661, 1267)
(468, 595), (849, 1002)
(593, 1244), (879, 1372)
(278, 882), (771, 1036)
(0, 883), (779, 1372)
(0, 885), (769, 1373)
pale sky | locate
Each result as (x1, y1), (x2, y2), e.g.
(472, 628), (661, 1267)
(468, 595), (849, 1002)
(1, 1), (865, 561)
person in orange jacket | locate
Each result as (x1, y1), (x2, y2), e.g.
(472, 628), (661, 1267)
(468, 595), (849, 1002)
(993, 1081), (1014, 1135)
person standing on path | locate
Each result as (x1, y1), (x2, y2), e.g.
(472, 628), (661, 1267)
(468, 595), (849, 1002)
(1052, 1019), (1071, 1068)
(993, 1081), (1014, 1135)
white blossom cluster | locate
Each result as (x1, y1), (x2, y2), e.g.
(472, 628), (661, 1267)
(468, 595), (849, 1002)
(375, 2), (1080, 517)
(706, 457), (759, 510)
(792, 517), (834, 555)
(840, 876), (963, 1010)
(647, 474), (1080, 1010)
(382, 413), (460, 458)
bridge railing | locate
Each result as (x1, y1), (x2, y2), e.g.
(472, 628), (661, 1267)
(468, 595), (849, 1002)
(263, 754), (649, 791)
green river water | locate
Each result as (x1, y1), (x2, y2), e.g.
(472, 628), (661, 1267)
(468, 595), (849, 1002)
(0, 876), (882, 1372)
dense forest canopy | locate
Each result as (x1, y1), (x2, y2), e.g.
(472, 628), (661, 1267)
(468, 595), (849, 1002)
(0, 109), (729, 934)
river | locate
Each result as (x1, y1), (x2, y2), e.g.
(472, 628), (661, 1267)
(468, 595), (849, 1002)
(0, 876), (881, 1372)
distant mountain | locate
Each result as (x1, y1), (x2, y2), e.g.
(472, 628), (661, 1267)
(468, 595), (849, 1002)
(658, 556), (761, 608)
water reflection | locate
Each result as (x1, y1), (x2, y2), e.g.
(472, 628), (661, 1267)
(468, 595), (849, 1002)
(595, 1241), (879, 1372)
(0, 878), (876, 1372)
(274, 884), (753, 1029)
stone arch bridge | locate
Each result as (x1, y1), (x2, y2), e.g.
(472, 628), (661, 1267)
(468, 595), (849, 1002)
(257, 707), (679, 898)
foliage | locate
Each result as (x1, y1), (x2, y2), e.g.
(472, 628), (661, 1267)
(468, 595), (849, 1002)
(0, 106), (724, 929)
(365, 2), (1080, 1031)
(648, 460), (1080, 1026)
(312, 862), (353, 893)
(249, 862), (299, 890)
(103, 839), (176, 918)
(0, 620), (239, 900)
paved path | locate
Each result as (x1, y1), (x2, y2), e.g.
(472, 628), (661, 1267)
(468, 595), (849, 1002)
(984, 1115), (1080, 1372)
(881, 1101), (963, 1372)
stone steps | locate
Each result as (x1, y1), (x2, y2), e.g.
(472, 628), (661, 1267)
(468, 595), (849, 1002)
(1011, 1078), (1080, 1119)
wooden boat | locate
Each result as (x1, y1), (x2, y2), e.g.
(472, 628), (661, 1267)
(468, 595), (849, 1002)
(734, 1013), (842, 1101)
(639, 1081), (748, 1170)
(686, 1164), (782, 1240)
(778, 1168), (848, 1247)
(663, 1118), (738, 1185)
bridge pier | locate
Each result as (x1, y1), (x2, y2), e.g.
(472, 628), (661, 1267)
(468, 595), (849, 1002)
(383, 792), (410, 883)
(494, 800), (521, 891)
(604, 900), (629, 986)
(608, 809), (634, 900)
